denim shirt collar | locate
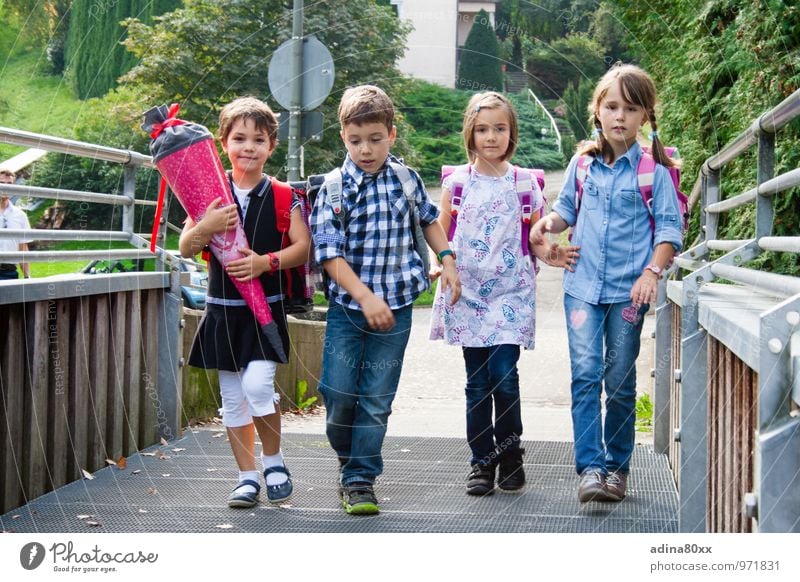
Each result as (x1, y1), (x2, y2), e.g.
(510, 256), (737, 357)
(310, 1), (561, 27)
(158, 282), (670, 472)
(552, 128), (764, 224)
(594, 141), (642, 170)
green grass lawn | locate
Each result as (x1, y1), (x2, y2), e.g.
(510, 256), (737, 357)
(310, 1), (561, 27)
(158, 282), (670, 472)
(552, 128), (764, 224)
(0, 18), (84, 160)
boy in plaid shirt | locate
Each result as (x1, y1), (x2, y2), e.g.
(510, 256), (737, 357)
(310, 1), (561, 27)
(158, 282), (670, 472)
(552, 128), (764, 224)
(311, 85), (460, 515)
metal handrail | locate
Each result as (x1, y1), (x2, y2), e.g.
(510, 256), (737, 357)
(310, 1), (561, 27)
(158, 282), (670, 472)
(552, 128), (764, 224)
(0, 126), (153, 167)
(0, 125), (169, 270)
(526, 89), (562, 154)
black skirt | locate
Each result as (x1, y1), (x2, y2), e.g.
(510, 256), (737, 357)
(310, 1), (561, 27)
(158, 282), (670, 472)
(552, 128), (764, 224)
(188, 302), (290, 371)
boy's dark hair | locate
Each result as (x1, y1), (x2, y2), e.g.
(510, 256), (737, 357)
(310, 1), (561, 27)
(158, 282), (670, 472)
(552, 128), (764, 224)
(338, 85), (394, 132)
(218, 96), (279, 144)
(0, 168), (15, 180)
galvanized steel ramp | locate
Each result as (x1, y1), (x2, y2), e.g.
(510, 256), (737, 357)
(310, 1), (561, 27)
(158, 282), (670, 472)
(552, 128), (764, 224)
(0, 431), (677, 533)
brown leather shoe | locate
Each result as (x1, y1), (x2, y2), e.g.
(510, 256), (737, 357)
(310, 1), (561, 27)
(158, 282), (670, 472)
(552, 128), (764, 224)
(578, 468), (611, 502)
(604, 471), (628, 501)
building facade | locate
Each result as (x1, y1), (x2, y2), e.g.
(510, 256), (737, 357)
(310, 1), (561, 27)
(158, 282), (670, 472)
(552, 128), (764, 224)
(391, 0), (500, 88)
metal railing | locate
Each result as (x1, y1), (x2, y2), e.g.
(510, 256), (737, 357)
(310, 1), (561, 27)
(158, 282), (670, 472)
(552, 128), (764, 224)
(0, 126), (180, 268)
(526, 89), (562, 154)
(654, 89), (800, 533)
(0, 127), (184, 515)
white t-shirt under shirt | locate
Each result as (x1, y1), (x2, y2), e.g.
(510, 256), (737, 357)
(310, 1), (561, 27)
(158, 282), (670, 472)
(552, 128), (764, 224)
(0, 201), (32, 254)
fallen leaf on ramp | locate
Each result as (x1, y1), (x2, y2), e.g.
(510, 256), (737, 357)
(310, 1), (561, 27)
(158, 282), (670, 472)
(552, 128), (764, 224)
(216, 524), (233, 529)
(105, 458), (117, 466)
(147, 487), (158, 495)
(81, 469), (94, 480)
(117, 456), (127, 470)
(160, 437), (169, 446)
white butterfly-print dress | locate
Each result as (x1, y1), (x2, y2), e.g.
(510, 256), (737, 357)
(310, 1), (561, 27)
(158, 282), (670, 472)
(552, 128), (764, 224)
(430, 166), (539, 349)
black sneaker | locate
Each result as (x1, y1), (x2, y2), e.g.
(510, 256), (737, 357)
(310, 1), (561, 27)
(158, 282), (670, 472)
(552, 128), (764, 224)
(466, 463), (495, 496)
(497, 448), (526, 491)
(340, 482), (380, 515)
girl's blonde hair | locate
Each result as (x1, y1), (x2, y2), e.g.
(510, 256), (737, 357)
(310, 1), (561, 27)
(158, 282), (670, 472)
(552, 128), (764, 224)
(463, 91), (518, 163)
(578, 63), (676, 168)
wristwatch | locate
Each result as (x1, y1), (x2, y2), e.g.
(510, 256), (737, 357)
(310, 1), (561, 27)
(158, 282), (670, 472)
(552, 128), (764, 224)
(267, 253), (280, 272)
(644, 264), (663, 277)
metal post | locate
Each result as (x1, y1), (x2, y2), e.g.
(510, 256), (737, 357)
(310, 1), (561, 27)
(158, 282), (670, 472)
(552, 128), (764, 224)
(756, 132), (775, 238)
(653, 278), (673, 454)
(705, 169), (720, 244)
(122, 165), (136, 239)
(752, 297), (800, 532)
(287, 0), (304, 182)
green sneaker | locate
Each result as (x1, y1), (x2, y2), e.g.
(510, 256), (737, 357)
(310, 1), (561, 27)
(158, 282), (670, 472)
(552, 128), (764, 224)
(340, 482), (380, 515)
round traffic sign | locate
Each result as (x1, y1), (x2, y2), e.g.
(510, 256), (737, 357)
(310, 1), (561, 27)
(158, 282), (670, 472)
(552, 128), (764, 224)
(268, 36), (335, 111)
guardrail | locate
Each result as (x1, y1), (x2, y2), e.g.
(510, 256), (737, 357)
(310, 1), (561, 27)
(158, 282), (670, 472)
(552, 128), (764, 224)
(654, 89), (800, 533)
(0, 127), (184, 515)
(526, 89), (562, 154)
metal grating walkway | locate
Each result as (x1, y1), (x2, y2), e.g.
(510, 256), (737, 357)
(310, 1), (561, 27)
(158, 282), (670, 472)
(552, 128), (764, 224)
(1, 430), (677, 533)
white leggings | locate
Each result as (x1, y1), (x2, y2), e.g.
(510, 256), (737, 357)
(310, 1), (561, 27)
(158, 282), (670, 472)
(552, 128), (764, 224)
(218, 360), (280, 428)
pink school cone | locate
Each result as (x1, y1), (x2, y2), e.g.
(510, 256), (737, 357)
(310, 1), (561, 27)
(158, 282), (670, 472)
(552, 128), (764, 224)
(155, 138), (287, 363)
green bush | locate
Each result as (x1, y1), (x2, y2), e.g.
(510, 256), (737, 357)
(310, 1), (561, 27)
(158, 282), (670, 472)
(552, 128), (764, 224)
(525, 34), (606, 99)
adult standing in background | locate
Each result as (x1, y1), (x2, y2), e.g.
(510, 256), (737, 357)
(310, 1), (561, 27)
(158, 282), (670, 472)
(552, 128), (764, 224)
(0, 168), (32, 280)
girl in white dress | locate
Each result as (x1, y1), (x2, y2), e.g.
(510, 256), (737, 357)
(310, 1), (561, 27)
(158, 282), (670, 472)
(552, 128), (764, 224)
(430, 92), (577, 496)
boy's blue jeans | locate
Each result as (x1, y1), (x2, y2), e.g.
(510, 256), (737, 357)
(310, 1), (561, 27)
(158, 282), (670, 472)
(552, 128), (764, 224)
(319, 303), (412, 486)
(462, 344), (523, 466)
(564, 294), (647, 476)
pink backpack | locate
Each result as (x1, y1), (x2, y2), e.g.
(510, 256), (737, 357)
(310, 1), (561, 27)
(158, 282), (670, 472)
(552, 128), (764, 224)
(575, 146), (689, 234)
(442, 164), (545, 262)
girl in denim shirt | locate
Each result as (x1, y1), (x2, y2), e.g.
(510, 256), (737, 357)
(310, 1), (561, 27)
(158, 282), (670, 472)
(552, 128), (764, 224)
(530, 64), (683, 503)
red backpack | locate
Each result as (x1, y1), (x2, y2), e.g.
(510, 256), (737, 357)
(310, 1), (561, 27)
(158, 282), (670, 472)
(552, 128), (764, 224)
(574, 146), (689, 234)
(272, 178), (315, 314)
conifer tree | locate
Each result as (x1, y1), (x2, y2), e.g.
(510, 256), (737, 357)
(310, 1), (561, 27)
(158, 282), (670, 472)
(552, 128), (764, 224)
(457, 9), (503, 93)
(65, 0), (180, 99)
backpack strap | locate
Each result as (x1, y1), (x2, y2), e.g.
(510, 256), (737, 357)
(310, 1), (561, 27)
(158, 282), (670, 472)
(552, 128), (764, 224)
(323, 168), (344, 217)
(514, 166), (534, 258)
(389, 161), (431, 277)
(443, 164), (471, 242)
(270, 177), (293, 236)
(574, 155), (593, 212)
(636, 151), (658, 234)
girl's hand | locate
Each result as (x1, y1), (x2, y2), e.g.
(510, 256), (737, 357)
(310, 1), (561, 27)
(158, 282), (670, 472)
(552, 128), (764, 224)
(529, 215), (554, 246)
(630, 272), (659, 306)
(438, 261), (461, 305)
(545, 243), (580, 272)
(226, 248), (267, 282)
(199, 197), (239, 234)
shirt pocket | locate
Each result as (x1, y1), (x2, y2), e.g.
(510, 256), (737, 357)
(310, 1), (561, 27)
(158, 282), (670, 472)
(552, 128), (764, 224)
(618, 188), (642, 219)
(580, 181), (600, 211)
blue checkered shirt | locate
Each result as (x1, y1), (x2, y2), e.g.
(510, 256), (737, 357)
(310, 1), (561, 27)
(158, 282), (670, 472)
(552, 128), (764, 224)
(310, 154), (439, 310)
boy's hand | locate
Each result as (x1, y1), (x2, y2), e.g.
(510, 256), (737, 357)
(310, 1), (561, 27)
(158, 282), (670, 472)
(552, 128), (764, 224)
(438, 261), (461, 305)
(545, 243), (580, 272)
(361, 293), (395, 332)
(226, 248), (266, 282)
(428, 264), (443, 281)
(200, 197), (238, 234)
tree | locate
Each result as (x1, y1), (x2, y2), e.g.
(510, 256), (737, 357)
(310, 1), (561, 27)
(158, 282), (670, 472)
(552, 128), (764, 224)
(65, 0), (180, 99)
(30, 0), (413, 231)
(526, 34), (605, 99)
(457, 9), (503, 92)
(122, 0), (412, 175)
(561, 76), (594, 140)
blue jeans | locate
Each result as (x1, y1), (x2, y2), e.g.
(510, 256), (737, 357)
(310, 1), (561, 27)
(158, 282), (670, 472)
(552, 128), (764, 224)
(462, 344), (523, 466)
(564, 294), (646, 475)
(318, 303), (412, 486)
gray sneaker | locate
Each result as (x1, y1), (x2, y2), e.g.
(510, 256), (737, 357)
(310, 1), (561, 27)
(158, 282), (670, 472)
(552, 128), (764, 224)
(578, 468), (612, 503)
(604, 471), (628, 501)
